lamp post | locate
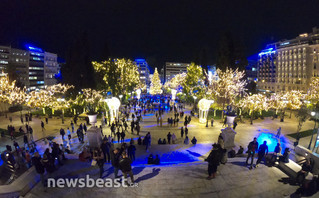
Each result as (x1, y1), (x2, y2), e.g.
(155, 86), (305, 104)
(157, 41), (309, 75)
(192, 95), (197, 112)
(171, 89), (177, 101)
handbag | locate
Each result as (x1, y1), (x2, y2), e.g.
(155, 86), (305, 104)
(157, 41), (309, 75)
(91, 159), (97, 166)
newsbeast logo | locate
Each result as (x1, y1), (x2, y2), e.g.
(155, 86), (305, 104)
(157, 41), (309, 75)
(47, 175), (138, 188)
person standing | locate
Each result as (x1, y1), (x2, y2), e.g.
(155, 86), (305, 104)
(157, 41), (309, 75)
(32, 152), (46, 187)
(256, 141), (268, 167)
(83, 123), (87, 133)
(211, 118), (214, 127)
(185, 127), (189, 137)
(246, 137), (259, 169)
(45, 117), (48, 124)
(101, 140), (111, 163)
(120, 131), (126, 143)
(233, 119), (238, 130)
(23, 134), (29, 148)
(167, 132), (172, 144)
(119, 152), (134, 185)
(181, 127), (184, 138)
(172, 133), (177, 144)
(128, 142), (136, 161)
(93, 148), (105, 178)
(205, 144), (222, 179)
(111, 148), (121, 178)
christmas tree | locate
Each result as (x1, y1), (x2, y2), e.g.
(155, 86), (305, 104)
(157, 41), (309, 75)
(150, 68), (162, 95)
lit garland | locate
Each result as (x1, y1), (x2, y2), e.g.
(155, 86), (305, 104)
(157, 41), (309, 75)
(239, 94), (269, 115)
(209, 68), (247, 107)
(0, 72), (26, 105)
(150, 68), (162, 95)
(307, 77), (319, 103)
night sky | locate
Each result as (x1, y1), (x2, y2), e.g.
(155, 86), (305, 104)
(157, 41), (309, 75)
(1, 0), (319, 68)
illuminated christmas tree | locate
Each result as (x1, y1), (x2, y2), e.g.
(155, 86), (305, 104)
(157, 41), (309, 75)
(150, 68), (162, 95)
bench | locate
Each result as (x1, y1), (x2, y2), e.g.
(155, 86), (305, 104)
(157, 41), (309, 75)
(295, 145), (319, 175)
(278, 159), (302, 178)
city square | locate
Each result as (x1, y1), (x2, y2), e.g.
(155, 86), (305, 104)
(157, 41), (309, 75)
(1, 1), (319, 198)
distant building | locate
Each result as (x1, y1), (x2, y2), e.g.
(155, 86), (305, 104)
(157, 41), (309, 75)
(246, 54), (258, 83)
(257, 27), (319, 93)
(163, 62), (190, 83)
(134, 59), (151, 87)
(0, 45), (60, 90)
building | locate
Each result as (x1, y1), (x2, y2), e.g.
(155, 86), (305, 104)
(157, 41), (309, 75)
(134, 59), (151, 87)
(163, 62), (190, 83)
(0, 45), (60, 90)
(257, 27), (319, 93)
(246, 54), (258, 83)
(44, 52), (59, 86)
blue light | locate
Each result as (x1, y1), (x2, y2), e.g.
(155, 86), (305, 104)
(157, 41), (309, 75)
(257, 132), (287, 154)
(26, 45), (43, 53)
(36, 81), (44, 84)
(135, 59), (145, 62)
(280, 42), (290, 46)
(258, 48), (276, 56)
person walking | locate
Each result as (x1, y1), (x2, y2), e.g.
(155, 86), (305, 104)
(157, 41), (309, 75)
(67, 128), (71, 141)
(41, 121), (45, 132)
(45, 117), (48, 124)
(119, 151), (134, 185)
(60, 128), (65, 140)
(116, 131), (121, 143)
(256, 141), (268, 167)
(246, 137), (259, 169)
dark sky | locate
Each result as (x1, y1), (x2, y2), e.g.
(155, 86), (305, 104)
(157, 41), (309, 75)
(1, 0), (319, 68)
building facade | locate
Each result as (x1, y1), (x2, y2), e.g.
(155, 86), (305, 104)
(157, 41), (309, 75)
(246, 54), (258, 83)
(134, 59), (151, 87)
(257, 27), (319, 93)
(0, 45), (59, 90)
(164, 62), (190, 83)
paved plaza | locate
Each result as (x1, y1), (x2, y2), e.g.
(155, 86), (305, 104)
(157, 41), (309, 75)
(0, 106), (318, 197)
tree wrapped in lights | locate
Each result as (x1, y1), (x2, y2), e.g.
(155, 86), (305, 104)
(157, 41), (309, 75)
(239, 94), (269, 124)
(150, 68), (162, 95)
(0, 73), (26, 114)
(283, 90), (303, 118)
(269, 93), (287, 121)
(182, 63), (204, 97)
(209, 68), (246, 119)
(92, 58), (140, 96)
(307, 77), (319, 105)
(80, 88), (103, 114)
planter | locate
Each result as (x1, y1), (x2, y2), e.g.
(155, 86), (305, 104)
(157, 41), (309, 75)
(88, 114), (98, 126)
(226, 116), (236, 126)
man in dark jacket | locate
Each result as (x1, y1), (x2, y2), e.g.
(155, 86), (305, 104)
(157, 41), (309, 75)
(128, 142), (136, 161)
(119, 151), (134, 185)
(100, 140), (110, 163)
(205, 144), (222, 180)
(32, 152), (45, 187)
(256, 141), (268, 167)
(246, 137), (259, 169)
(111, 148), (121, 178)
